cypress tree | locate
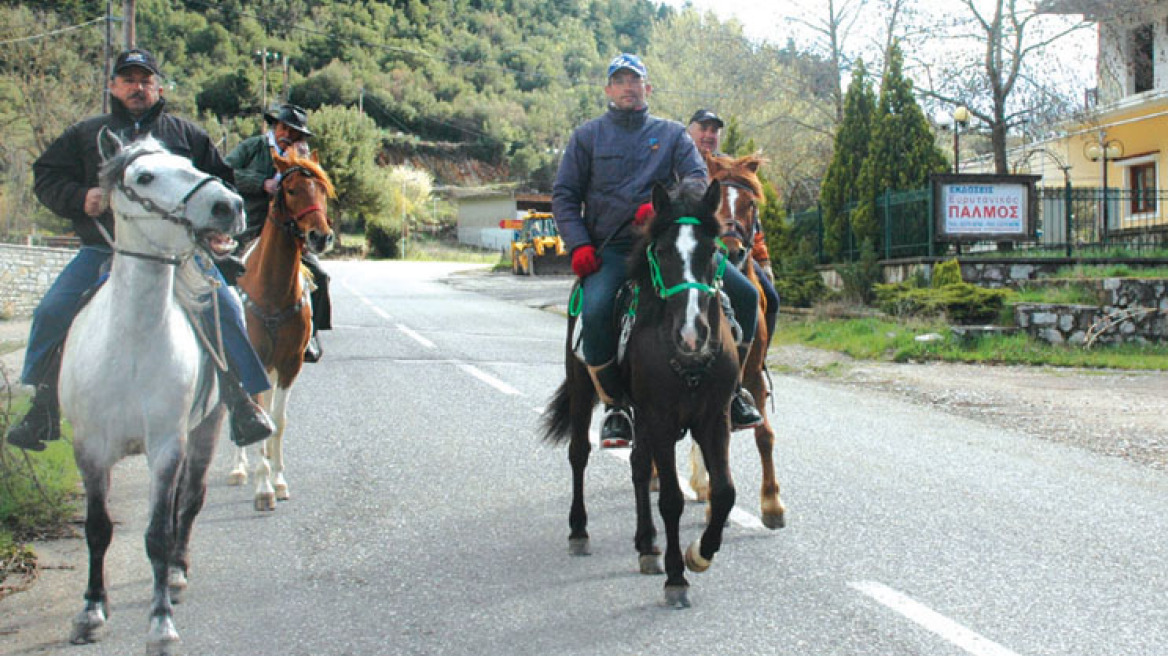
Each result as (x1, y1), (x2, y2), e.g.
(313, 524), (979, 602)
(818, 59), (875, 262)
(852, 43), (949, 253)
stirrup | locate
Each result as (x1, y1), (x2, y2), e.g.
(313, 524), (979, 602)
(600, 405), (634, 448)
(731, 388), (763, 430)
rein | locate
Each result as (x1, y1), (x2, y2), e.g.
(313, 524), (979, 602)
(646, 217), (727, 299)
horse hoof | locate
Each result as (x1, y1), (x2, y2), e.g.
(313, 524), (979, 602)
(255, 494), (277, 512)
(275, 485), (290, 501)
(147, 615), (180, 656)
(227, 470), (247, 486)
(568, 537), (591, 556)
(685, 540), (712, 573)
(661, 585), (691, 609)
(639, 554), (664, 575)
(168, 566), (188, 604)
(762, 512), (786, 530)
(70, 608), (107, 644)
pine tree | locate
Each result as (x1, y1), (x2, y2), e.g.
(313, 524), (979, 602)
(818, 59), (875, 262)
(852, 43), (949, 253)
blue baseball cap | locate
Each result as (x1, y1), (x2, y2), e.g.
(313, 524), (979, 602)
(607, 53), (647, 80)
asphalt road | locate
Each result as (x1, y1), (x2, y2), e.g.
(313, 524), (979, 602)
(1, 261), (1165, 656)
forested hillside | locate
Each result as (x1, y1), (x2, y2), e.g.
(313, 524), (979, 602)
(0, 0), (837, 237)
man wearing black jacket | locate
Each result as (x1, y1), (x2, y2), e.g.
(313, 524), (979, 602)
(5, 48), (274, 452)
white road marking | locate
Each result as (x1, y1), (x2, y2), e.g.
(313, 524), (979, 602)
(457, 363), (522, 396)
(345, 280), (393, 320)
(396, 323), (435, 349)
(850, 581), (1023, 656)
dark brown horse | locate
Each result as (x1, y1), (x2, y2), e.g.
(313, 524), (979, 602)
(693, 152), (787, 530)
(230, 150), (335, 511)
(542, 179), (738, 608)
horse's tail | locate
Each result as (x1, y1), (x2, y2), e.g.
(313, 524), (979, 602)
(540, 377), (575, 446)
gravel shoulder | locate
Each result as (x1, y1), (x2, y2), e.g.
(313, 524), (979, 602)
(771, 344), (1168, 471)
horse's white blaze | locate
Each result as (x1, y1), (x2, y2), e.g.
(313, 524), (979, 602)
(725, 186), (741, 222)
(675, 225), (703, 351)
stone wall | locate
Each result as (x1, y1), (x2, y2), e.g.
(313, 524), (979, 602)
(1014, 278), (1168, 344)
(0, 243), (75, 318)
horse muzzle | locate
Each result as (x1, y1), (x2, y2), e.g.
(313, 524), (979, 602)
(306, 229), (335, 255)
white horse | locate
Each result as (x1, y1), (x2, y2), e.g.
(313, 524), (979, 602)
(60, 130), (244, 656)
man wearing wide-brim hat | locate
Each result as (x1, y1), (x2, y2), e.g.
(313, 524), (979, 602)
(225, 103), (332, 363)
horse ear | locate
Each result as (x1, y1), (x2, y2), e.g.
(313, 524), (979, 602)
(97, 126), (124, 163)
(310, 150), (319, 164)
(705, 152), (726, 177)
(651, 182), (670, 216)
(741, 156), (762, 174)
(273, 150), (291, 172)
(702, 178), (722, 214)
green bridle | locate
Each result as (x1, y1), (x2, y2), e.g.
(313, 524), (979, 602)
(647, 217), (728, 299)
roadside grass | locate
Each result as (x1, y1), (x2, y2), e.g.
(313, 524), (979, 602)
(403, 233), (503, 264)
(1, 393), (80, 596)
(775, 314), (1168, 370)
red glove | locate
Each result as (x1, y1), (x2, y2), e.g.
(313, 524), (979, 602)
(634, 202), (656, 226)
(570, 245), (600, 278)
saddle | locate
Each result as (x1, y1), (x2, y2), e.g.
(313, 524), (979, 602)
(569, 280), (742, 366)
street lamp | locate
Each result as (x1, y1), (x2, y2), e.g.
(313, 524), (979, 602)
(1084, 136), (1124, 245)
(952, 106), (970, 173)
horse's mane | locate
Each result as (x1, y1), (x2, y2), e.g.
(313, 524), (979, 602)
(98, 135), (169, 192)
(627, 177), (720, 301)
(282, 152), (336, 199)
(706, 153), (767, 199)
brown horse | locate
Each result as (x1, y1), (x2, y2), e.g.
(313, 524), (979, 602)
(229, 150), (335, 511)
(691, 152), (786, 530)
(542, 179), (738, 609)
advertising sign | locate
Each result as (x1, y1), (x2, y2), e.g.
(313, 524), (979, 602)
(932, 174), (1039, 242)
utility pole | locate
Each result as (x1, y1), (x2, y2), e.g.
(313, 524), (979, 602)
(103, 0), (113, 112)
(122, 0), (136, 49)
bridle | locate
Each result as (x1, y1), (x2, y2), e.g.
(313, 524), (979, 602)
(715, 179), (760, 249)
(270, 166), (327, 242)
(646, 217), (728, 299)
(105, 149), (225, 266)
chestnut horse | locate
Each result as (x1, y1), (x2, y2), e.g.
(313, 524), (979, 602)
(228, 150), (334, 511)
(690, 152), (786, 530)
(542, 179), (738, 609)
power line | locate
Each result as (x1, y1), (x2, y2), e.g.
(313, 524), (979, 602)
(0, 16), (105, 46)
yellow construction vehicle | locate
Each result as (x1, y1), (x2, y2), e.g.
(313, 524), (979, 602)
(504, 211), (571, 275)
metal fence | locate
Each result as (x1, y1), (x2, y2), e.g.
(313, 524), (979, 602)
(792, 187), (1168, 263)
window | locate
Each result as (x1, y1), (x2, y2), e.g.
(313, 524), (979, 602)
(1130, 162), (1157, 215)
(1131, 24), (1155, 94)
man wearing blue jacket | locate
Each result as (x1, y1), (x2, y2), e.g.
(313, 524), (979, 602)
(552, 53), (762, 448)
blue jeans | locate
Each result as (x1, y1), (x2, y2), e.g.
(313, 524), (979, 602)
(578, 246), (758, 366)
(22, 246), (270, 395)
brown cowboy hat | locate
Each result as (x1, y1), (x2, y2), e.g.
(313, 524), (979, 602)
(263, 103), (312, 137)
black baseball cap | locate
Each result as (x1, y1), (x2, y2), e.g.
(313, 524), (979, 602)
(113, 48), (162, 77)
(263, 104), (313, 137)
(688, 109), (724, 128)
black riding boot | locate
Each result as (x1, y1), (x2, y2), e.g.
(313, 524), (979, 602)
(588, 360), (633, 448)
(731, 343), (764, 430)
(6, 349), (63, 452)
(218, 369), (275, 447)
(303, 253), (331, 363)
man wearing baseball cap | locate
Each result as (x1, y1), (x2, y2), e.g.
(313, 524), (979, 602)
(687, 108), (725, 155)
(688, 107), (781, 380)
(225, 103), (331, 362)
(551, 53), (762, 447)
(8, 48), (276, 451)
